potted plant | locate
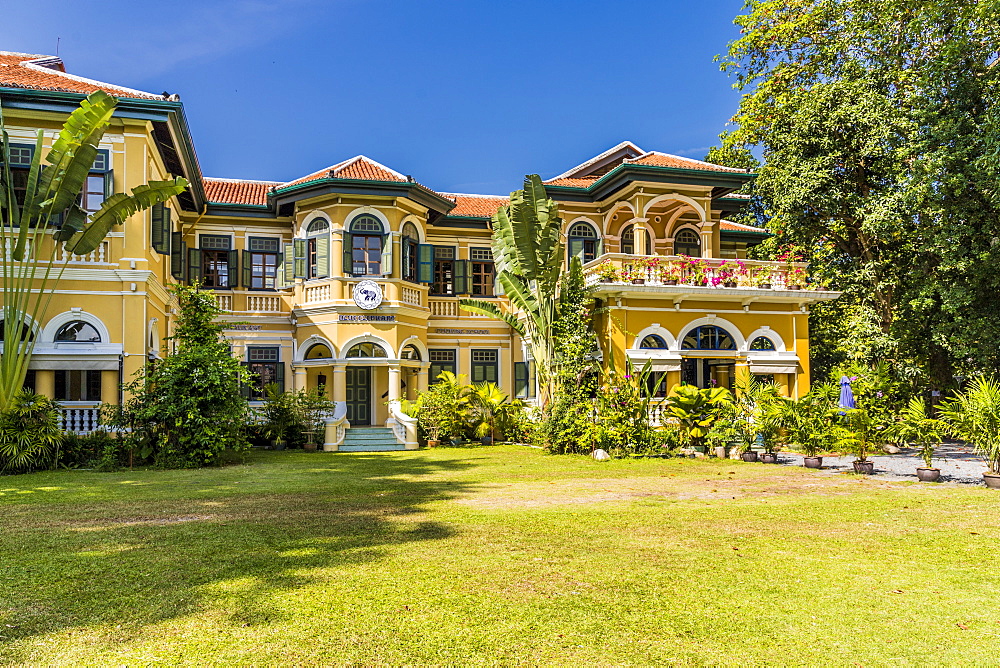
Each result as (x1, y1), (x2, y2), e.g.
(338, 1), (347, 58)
(889, 396), (945, 482)
(837, 408), (883, 474)
(716, 260), (742, 288)
(662, 261), (682, 285)
(786, 266), (808, 290)
(623, 262), (645, 285)
(683, 257), (709, 285)
(753, 265), (774, 289)
(939, 377), (1000, 489)
(594, 261), (621, 283)
(777, 385), (839, 468)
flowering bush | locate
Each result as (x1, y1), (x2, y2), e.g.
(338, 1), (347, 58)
(594, 261), (621, 282)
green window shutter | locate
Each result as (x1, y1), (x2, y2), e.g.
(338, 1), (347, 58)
(243, 250), (252, 288)
(494, 270), (506, 296)
(170, 232), (185, 279)
(187, 247), (202, 285)
(528, 361), (536, 397)
(515, 362), (528, 398)
(227, 249), (239, 288)
(417, 243), (434, 283)
(342, 232), (353, 276)
(568, 238), (585, 262)
(380, 234), (392, 275)
(103, 170), (115, 198)
(293, 238), (307, 279)
(275, 363), (285, 392)
(150, 202), (165, 253)
(454, 259), (469, 295)
(315, 234), (330, 278)
(283, 243), (294, 284)
(274, 251), (285, 288)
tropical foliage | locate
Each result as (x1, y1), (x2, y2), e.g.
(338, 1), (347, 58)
(0, 90), (187, 410)
(259, 385), (335, 449)
(103, 284), (250, 468)
(889, 397), (944, 469)
(775, 384), (841, 457)
(664, 384), (732, 450)
(409, 371), (528, 444)
(717, 375), (783, 454)
(939, 377), (1000, 474)
(460, 175), (565, 407)
(0, 389), (62, 472)
(718, 1), (1000, 389)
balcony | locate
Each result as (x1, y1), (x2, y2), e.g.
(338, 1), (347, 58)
(584, 254), (841, 304)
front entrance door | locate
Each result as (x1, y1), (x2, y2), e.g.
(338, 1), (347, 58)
(346, 366), (371, 425)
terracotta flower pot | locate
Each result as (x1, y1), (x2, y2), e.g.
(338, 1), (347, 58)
(916, 467), (940, 482)
(803, 456), (823, 469)
(665, 279), (678, 285)
(724, 281), (737, 288)
(428, 439), (439, 448)
(760, 282), (773, 289)
(853, 460), (875, 475)
(304, 442), (318, 452)
(788, 285), (802, 290)
(713, 446), (727, 459)
(983, 472), (1000, 489)
(760, 452), (779, 464)
(631, 278), (645, 285)
(740, 451), (758, 462)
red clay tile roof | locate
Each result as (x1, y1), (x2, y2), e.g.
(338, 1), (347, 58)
(0, 51), (161, 100)
(282, 155), (408, 189)
(440, 193), (508, 218)
(543, 176), (600, 188)
(203, 178), (281, 205)
(630, 152), (748, 173)
(720, 219), (768, 234)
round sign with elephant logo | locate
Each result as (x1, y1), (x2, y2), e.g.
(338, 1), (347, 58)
(352, 280), (383, 310)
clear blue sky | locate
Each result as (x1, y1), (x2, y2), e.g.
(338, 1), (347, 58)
(0, 0), (748, 195)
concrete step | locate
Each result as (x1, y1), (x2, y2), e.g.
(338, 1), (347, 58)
(338, 444), (406, 452)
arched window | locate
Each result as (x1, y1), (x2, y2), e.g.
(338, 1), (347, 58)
(55, 320), (101, 343)
(682, 326), (736, 350)
(303, 218), (330, 279)
(0, 320), (33, 342)
(345, 342), (388, 358)
(348, 214), (385, 276)
(750, 336), (776, 351)
(568, 222), (600, 263)
(305, 343), (333, 359)
(401, 344), (422, 360)
(401, 222), (420, 282)
(621, 227), (652, 255)
(307, 218), (329, 234)
(640, 334), (668, 349)
(674, 229), (701, 258)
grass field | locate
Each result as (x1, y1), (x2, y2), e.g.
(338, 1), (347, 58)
(2, 445), (999, 665)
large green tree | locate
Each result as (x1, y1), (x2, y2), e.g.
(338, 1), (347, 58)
(719, 0), (1000, 388)
(461, 175), (564, 407)
(1, 90), (187, 409)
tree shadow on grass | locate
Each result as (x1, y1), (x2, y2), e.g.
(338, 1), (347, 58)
(0, 451), (480, 658)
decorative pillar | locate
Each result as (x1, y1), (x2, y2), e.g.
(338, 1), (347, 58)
(416, 366), (429, 394)
(387, 364), (401, 403)
(101, 369), (120, 405)
(630, 218), (649, 256)
(332, 364), (347, 405)
(293, 366), (307, 391)
(34, 369), (55, 400)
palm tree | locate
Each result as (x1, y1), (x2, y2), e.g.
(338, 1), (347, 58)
(460, 175), (564, 407)
(0, 90), (187, 409)
(469, 382), (512, 443)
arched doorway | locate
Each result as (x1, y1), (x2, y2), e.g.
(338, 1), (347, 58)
(344, 341), (387, 425)
(680, 325), (737, 390)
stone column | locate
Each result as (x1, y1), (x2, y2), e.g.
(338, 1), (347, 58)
(387, 364), (401, 402)
(332, 364), (347, 405)
(293, 365), (307, 391)
(101, 369), (120, 405)
(416, 366), (429, 394)
(34, 369), (55, 400)
(630, 218), (649, 255)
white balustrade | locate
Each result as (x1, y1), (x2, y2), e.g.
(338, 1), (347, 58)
(647, 400), (670, 427)
(305, 284), (332, 303)
(429, 299), (459, 317)
(59, 406), (102, 435)
(247, 295), (282, 312)
(60, 241), (109, 265)
(215, 294), (233, 311)
(401, 286), (422, 307)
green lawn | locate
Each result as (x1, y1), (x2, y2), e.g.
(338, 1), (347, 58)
(2, 445), (999, 665)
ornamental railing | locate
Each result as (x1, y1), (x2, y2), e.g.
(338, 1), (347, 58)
(584, 254), (820, 291)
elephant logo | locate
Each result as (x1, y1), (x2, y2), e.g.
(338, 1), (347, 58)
(352, 280), (383, 310)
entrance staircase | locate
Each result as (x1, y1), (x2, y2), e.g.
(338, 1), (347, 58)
(338, 427), (405, 452)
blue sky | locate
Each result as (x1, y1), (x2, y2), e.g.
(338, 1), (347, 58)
(0, 0), (748, 194)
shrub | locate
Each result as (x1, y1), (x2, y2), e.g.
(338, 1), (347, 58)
(259, 385), (334, 449)
(58, 430), (120, 469)
(0, 389), (63, 473)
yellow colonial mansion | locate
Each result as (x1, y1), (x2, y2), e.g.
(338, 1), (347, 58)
(0, 52), (839, 449)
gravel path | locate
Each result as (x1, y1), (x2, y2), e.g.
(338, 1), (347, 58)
(775, 441), (988, 485)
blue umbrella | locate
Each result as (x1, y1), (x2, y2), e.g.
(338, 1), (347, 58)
(839, 376), (857, 410)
